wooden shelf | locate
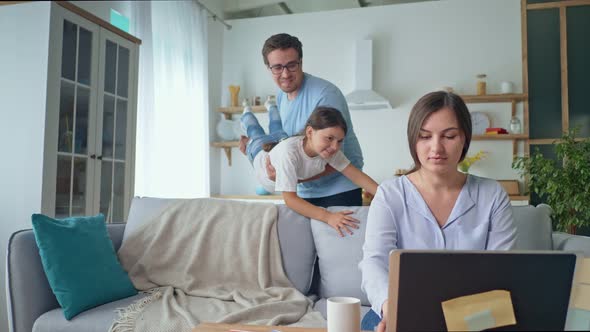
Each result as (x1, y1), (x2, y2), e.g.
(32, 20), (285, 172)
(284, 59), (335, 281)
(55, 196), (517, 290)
(461, 94), (529, 158)
(212, 106), (266, 166)
(211, 141), (239, 148)
(217, 106), (267, 118)
(472, 134), (528, 140)
(509, 195), (529, 201)
(210, 141), (240, 166)
(461, 93), (528, 103)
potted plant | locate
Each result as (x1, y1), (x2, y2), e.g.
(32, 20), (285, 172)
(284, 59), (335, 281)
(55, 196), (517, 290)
(512, 129), (590, 233)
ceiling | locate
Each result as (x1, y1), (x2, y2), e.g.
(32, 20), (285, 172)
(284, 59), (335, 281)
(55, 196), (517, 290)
(222, 0), (437, 20)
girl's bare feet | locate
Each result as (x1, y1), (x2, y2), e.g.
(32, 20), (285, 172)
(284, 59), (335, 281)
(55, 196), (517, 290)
(239, 135), (249, 155)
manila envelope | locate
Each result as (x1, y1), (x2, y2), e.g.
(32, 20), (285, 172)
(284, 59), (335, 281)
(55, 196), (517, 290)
(441, 290), (516, 331)
(571, 283), (590, 311)
(576, 258), (590, 284)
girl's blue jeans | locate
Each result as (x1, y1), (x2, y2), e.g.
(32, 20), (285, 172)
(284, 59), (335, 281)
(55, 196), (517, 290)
(361, 309), (381, 331)
(241, 105), (288, 162)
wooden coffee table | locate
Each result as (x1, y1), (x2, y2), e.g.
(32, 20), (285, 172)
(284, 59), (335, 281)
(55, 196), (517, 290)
(192, 322), (372, 332)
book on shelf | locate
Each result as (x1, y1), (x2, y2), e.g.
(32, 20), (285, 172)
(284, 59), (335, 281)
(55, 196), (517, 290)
(485, 127), (509, 135)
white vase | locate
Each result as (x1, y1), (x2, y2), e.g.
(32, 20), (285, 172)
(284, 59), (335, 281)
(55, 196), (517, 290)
(233, 119), (244, 139)
(216, 114), (236, 141)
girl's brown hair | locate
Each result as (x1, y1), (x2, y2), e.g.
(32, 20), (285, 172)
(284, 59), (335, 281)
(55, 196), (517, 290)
(303, 106), (348, 134)
(262, 106), (347, 152)
(406, 91), (472, 173)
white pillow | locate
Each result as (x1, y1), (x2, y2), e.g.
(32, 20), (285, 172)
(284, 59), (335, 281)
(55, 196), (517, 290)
(310, 206), (370, 305)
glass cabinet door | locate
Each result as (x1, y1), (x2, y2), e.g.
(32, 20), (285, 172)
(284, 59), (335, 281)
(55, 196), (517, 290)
(97, 32), (135, 223)
(54, 18), (97, 218)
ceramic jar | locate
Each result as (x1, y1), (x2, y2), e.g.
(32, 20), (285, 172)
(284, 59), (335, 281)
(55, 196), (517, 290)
(476, 74), (487, 95)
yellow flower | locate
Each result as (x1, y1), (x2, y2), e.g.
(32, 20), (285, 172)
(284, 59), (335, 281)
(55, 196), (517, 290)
(458, 151), (487, 173)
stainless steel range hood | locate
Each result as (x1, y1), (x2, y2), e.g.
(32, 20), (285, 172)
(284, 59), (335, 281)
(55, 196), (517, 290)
(345, 39), (392, 111)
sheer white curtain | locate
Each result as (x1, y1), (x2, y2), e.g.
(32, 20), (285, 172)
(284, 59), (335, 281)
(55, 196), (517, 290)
(131, 1), (209, 198)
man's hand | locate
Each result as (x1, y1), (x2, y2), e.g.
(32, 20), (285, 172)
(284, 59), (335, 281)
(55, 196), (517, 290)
(325, 210), (360, 237)
(265, 155), (276, 181)
(298, 164), (336, 183)
(377, 300), (388, 332)
(239, 135), (249, 156)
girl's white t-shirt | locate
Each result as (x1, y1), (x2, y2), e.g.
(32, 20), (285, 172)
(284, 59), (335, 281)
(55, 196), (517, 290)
(253, 151), (276, 194)
(265, 136), (350, 192)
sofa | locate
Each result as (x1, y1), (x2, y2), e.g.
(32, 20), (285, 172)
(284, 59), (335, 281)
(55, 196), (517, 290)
(6, 198), (590, 332)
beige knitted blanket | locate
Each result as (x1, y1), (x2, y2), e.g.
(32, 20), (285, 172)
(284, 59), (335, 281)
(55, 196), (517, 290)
(109, 198), (325, 332)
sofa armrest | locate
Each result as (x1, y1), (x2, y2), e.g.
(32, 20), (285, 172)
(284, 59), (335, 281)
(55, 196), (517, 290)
(5, 223), (126, 332)
(552, 232), (590, 257)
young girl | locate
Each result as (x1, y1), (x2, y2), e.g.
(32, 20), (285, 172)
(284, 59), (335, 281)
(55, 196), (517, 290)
(241, 104), (378, 237)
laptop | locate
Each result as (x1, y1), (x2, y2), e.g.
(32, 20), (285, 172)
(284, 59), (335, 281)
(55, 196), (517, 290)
(386, 250), (581, 331)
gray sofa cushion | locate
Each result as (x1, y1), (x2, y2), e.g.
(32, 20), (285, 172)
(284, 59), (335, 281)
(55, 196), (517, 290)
(7, 230), (59, 332)
(553, 232), (590, 256)
(276, 204), (316, 295)
(511, 204), (553, 250)
(123, 198), (316, 295)
(310, 206), (369, 306)
(32, 294), (144, 332)
(6, 224), (127, 332)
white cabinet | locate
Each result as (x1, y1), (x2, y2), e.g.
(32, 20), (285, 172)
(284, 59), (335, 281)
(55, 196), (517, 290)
(42, 3), (139, 222)
(0, 2), (139, 223)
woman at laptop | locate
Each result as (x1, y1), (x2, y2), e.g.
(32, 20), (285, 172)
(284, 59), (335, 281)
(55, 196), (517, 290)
(359, 91), (517, 332)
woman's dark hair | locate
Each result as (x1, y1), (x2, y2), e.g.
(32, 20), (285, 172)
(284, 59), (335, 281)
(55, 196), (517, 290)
(263, 106), (347, 152)
(262, 33), (303, 66)
(406, 91), (472, 173)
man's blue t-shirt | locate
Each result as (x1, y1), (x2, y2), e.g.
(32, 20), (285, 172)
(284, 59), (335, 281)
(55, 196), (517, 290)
(276, 73), (364, 198)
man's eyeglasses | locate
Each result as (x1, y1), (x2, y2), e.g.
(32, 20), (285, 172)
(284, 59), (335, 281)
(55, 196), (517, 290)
(268, 61), (301, 75)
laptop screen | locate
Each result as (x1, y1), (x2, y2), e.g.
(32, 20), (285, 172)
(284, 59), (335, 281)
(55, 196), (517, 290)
(387, 250), (579, 331)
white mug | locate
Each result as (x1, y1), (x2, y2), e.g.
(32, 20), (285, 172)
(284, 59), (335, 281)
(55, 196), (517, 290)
(327, 297), (361, 332)
(500, 81), (514, 94)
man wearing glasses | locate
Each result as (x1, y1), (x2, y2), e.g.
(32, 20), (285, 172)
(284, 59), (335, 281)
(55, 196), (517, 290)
(244, 32), (365, 207)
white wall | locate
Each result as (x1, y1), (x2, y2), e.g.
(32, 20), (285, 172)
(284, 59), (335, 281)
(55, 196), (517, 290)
(0, 2), (52, 330)
(212, 0), (523, 195)
(0, 3), (132, 329)
(202, 0), (227, 196)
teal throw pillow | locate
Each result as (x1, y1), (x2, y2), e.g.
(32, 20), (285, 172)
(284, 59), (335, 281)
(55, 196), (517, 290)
(31, 213), (137, 320)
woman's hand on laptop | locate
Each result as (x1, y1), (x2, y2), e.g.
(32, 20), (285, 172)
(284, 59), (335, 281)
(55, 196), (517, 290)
(377, 300), (388, 332)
